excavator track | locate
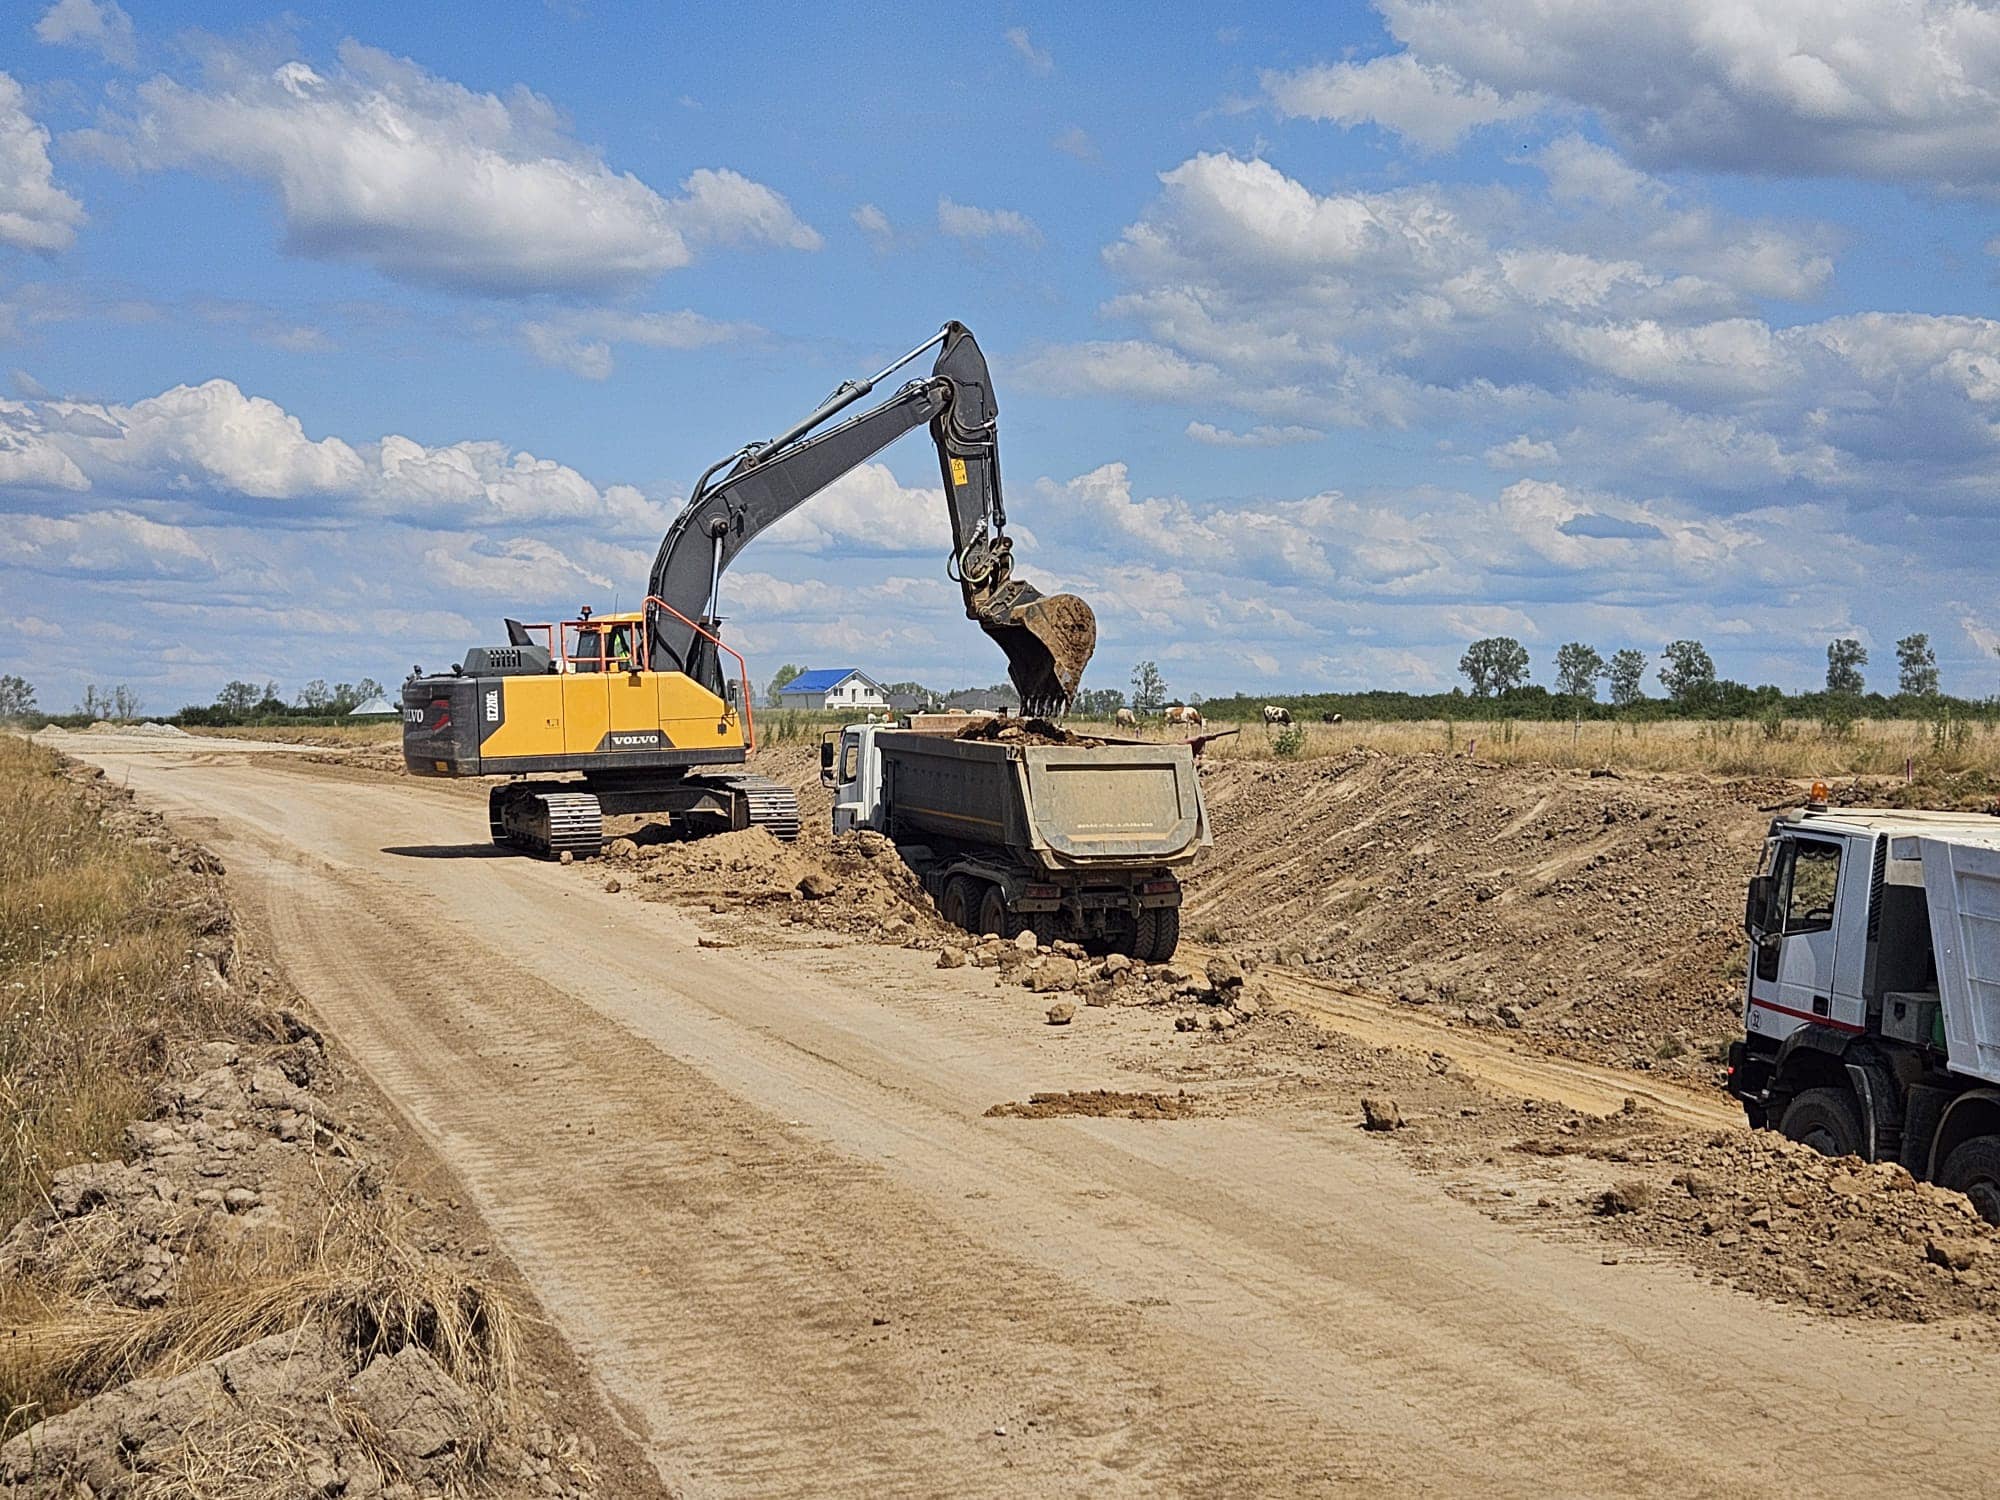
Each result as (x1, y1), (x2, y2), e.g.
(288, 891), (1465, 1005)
(492, 785), (604, 859)
(705, 772), (801, 842)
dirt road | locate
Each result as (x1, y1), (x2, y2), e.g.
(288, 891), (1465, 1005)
(56, 733), (2000, 1498)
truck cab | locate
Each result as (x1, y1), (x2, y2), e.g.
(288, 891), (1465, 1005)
(1731, 802), (2000, 1221)
(823, 722), (889, 835)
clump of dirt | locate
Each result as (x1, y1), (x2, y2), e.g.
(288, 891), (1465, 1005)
(955, 716), (1104, 747)
(985, 1090), (1200, 1120)
(601, 826), (950, 940)
(1182, 750), (1782, 1081)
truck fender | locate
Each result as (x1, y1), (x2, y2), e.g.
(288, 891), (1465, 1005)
(1929, 1090), (2000, 1182)
(1769, 1022), (1853, 1086)
(1842, 1055), (1902, 1164)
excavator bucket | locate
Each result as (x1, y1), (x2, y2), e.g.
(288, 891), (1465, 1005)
(984, 590), (1097, 711)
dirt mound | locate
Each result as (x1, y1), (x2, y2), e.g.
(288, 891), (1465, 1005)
(601, 826), (949, 940)
(1182, 751), (1780, 1081)
(85, 720), (188, 737)
(985, 1090), (1200, 1119)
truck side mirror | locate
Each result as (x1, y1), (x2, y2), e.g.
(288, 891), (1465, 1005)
(1744, 873), (1775, 938)
(819, 737), (836, 787)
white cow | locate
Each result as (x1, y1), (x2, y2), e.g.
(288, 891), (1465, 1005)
(1164, 704), (1204, 728)
(1262, 705), (1292, 726)
(1113, 707), (1138, 728)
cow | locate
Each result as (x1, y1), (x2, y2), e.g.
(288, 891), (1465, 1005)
(1113, 707), (1138, 728)
(1262, 705), (1292, 726)
(1319, 711), (1344, 725)
(1164, 704), (1204, 727)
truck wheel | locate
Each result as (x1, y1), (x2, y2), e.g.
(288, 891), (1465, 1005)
(940, 876), (979, 933)
(976, 883), (1010, 939)
(1938, 1136), (2000, 1226)
(1777, 1086), (1864, 1160)
(1135, 907), (1180, 963)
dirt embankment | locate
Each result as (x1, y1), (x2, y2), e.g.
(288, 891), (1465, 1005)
(1, 757), (653, 1499)
(1180, 750), (1780, 1081)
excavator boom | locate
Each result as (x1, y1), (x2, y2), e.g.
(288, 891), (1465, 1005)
(645, 321), (1094, 711)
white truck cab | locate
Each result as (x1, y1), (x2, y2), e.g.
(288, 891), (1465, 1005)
(1731, 803), (2000, 1220)
(823, 723), (888, 835)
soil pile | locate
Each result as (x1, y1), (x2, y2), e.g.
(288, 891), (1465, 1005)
(985, 1090), (1199, 1120)
(1182, 750), (1780, 1080)
(603, 826), (949, 940)
(1495, 1106), (2000, 1322)
(954, 716), (1104, 747)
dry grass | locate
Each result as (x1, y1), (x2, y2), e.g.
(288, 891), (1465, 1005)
(1, 1176), (517, 1424)
(1074, 715), (2000, 782)
(0, 736), (243, 1228)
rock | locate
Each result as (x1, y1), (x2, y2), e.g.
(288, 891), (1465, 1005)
(1232, 992), (1262, 1020)
(1360, 1097), (1404, 1131)
(558, 850), (574, 865)
(347, 1344), (478, 1463)
(1013, 929), (1040, 952)
(797, 871), (837, 900)
(1746, 1206), (1773, 1229)
(1174, 1013), (1199, 1032)
(1155, 964), (1191, 987)
(1102, 952), (1132, 977)
(1594, 1179), (1654, 1215)
(1027, 958), (1081, 993)
(1045, 1001), (1076, 1026)
(936, 946), (968, 969)
(605, 837), (638, 858)
(1204, 954), (1245, 990)
(1083, 982), (1115, 1007)
(1206, 1010), (1237, 1032)
(603, 878), (622, 894)
(696, 935), (736, 949)
(1927, 1236), (1984, 1272)
(223, 1186), (262, 1214)
(1496, 1003), (1524, 1029)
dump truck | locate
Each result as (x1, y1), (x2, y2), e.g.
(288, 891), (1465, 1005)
(823, 718), (1210, 960)
(1729, 799), (2000, 1222)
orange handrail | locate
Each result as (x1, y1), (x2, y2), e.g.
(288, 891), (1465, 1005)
(645, 595), (756, 752)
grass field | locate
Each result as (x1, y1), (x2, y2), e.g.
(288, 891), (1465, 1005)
(185, 708), (2000, 783)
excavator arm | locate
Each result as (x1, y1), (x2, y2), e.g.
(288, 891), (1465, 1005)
(644, 321), (1095, 712)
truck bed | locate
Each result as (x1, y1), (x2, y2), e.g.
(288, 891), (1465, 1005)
(876, 732), (1207, 868)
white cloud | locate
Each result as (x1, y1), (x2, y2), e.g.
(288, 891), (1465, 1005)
(1361, 0), (2000, 192)
(0, 508), (210, 576)
(1020, 340), (1226, 403)
(852, 202), (894, 249)
(1484, 434), (1558, 468)
(35, 0), (137, 70)
(937, 196), (1043, 248)
(1265, 53), (1541, 151)
(1004, 27), (1053, 75)
(71, 42), (818, 294)
(420, 537), (614, 599)
(1185, 420), (1324, 447)
(1052, 126), (1099, 162)
(520, 308), (753, 379)
(761, 463), (951, 554)
(0, 73), (85, 253)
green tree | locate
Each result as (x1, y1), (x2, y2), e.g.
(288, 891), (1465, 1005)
(1658, 641), (1715, 706)
(1826, 637), (1868, 696)
(297, 678), (332, 711)
(1459, 637), (1530, 697)
(0, 674), (35, 718)
(1074, 686), (1125, 717)
(214, 681), (262, 715)
(766, 663), (805, 707)
(1129, 660), (1167, 715)
(1553, 642), (1607, 702)
(1895, 633), (1939, 696)
(1607, 649), (1647, 707)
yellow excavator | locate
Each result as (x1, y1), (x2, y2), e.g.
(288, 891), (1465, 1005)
(400, 322), (1096, 858)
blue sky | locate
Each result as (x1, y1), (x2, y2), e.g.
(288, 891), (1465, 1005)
(5, 0), (2000, 712)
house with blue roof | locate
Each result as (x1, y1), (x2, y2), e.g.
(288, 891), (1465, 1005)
(775, 667), (890, 712)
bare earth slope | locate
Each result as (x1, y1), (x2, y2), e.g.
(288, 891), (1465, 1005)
(44, 731), (2000, 1499)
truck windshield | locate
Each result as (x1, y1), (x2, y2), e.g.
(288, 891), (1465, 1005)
(1783, 839), (1841, 933)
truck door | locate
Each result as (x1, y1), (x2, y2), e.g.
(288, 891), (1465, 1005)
(1747, 835), (1847, 1041)
(831, 729), (868, 834)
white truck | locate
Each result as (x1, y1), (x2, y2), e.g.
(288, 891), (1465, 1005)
(1729, 803), (2000, 1222)
(821, 719), (1210, 960)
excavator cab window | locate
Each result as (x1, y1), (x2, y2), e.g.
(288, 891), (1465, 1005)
(563, 622), (638, 674)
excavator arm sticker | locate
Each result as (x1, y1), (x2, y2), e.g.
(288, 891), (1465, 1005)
(949, 457), (969, 487)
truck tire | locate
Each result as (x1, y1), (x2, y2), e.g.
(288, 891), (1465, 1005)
(1135, 906), (1180, 963)
(1777, 1086), (1864, 1160)
(1938, 1136), (2000, 1226)
(976, 883), (1011, 939)
(940, 875), (979, 933)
